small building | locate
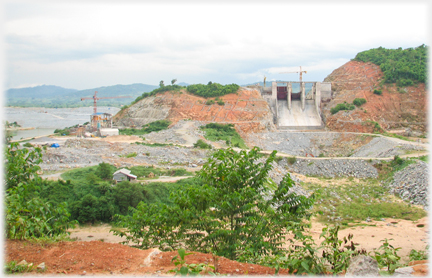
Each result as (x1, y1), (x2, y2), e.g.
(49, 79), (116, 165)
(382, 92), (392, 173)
(113, 169), (137, 182)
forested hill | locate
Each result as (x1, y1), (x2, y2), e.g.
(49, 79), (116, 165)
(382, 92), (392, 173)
(353, 44), (427, 86)
(6, 83), (158, 108)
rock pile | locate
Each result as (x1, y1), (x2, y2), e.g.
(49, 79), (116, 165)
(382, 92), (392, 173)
(279, 158), (378, 178)
(389, 160), (429, 209)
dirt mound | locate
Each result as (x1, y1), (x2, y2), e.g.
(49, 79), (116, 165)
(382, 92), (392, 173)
(322, 61), (427, 135)
(5, 240), (284, 276)
(113, 88), (276, 134)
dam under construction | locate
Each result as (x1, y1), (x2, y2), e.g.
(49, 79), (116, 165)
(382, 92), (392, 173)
(260, 81), (332, 130)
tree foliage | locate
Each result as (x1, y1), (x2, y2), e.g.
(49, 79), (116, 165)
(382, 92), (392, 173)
(353, 45), (428, 85)
(5, 143), (75, 239)
(186, 83), (239, 98)
(112, 147), (314, 260)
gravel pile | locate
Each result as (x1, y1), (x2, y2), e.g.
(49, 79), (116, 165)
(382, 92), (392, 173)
(246, 132), (426, 158)
(351, 137), (425, 158)
(278, 158), (378, 178)
(389, 160), (429, 209)
(40, 138), (211, 172)
(143, 120), (205, 145)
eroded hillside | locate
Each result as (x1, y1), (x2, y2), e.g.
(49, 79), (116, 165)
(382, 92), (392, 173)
(113, 87), (275, 134)
(322, 61), (427, 135)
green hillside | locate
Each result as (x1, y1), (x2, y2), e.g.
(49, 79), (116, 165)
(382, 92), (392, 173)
(353, 44), (427, 86)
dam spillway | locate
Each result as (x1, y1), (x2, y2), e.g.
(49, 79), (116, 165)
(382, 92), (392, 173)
(278, 99), (322, 129)
(260, 81), (332, 130)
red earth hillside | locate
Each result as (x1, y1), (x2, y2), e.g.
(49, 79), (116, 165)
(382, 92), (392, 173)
(322, 61), (427, 135)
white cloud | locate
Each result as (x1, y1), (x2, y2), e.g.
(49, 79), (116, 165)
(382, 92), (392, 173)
(4, 1), (429, 89)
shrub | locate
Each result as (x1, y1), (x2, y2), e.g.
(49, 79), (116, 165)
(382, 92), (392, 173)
(330, 102), (355, 114)
(205, 99), (215, 105)
(373, 89), (383, 95)
(193, 139), (212, 149)
(287, 156), (297, 165)
(353, 98), (367, 107)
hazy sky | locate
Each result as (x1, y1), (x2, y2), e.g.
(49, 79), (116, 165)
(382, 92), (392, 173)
(3, 1), (430, 90)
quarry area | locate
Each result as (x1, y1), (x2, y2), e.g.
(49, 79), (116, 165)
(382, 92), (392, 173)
(10, 60), (429, 276)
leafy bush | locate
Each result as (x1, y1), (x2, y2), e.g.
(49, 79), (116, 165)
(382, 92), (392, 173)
(205, 99), (215, 105)
(409, 245), (428, 261)
(373, 89), (383, 95)
(193, 139), (212, 149)
(112, 147), (314, 260)
(370, 239), (401, 274)
(330, 102), (356, 114)
(287, 156), (297, 165)
(187, 83), (239, 98)
(353, 98), (367, 107)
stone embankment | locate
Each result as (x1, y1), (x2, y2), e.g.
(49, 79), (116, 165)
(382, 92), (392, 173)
(246, 131), (426, 158)
(279, 158), (378, 178)
(389, 160), (429, 209)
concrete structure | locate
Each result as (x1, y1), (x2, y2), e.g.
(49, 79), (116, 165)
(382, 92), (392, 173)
(113, 169), (137, 183)
(99, 128), (119, 137)
(262, 81), (331, 129)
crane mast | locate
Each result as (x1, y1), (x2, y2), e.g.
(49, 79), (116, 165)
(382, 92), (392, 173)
(81, 91), (132, 131)
(81, 91), (132, 114)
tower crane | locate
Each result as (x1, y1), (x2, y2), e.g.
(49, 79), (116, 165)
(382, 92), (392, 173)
(279, 66), (307, 82)
(81, 91), (132, 114)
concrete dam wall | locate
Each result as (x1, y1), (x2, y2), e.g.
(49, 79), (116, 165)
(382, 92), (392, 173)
(261, 81), (331, 130)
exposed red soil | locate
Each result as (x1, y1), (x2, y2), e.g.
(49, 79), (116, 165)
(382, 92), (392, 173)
(113, 88), (275, 134)
(5, 240), (289, 276)
(323, 61), (427, 134)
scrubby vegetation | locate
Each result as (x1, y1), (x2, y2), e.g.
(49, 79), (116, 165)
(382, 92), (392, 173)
(353, 98), (367, 107)
(353, 45), (428, 86)
(193, 139), (212, 149)
(119, 120), (171, 135)
(330, 102), (355, 114)
(187, 82), (239, 98)
(129, 82), (239, 106)
(200, 123), (247, 148)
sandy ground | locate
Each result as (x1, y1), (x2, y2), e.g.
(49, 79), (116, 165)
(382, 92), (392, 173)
(68, 216), (428, 265)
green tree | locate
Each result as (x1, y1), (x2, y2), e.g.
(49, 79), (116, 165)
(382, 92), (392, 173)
(159, 80), (165, 87)
(113, 147), (314, 260)
(5, 143), (75, 239)
(96, 162), (114, 180)
(5, 143), (42, 190)
(171, 79), (177, 85)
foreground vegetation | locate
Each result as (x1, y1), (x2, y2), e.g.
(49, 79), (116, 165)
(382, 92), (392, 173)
(4, 141), (428, 275)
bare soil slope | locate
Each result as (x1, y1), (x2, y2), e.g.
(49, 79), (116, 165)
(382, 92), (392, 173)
(113, 87), (275, 134)
(323, 61), (427, 135)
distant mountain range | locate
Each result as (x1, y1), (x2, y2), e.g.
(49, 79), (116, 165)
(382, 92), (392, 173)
(6, 83), (159, 108)
(6, 81), (300, 108)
